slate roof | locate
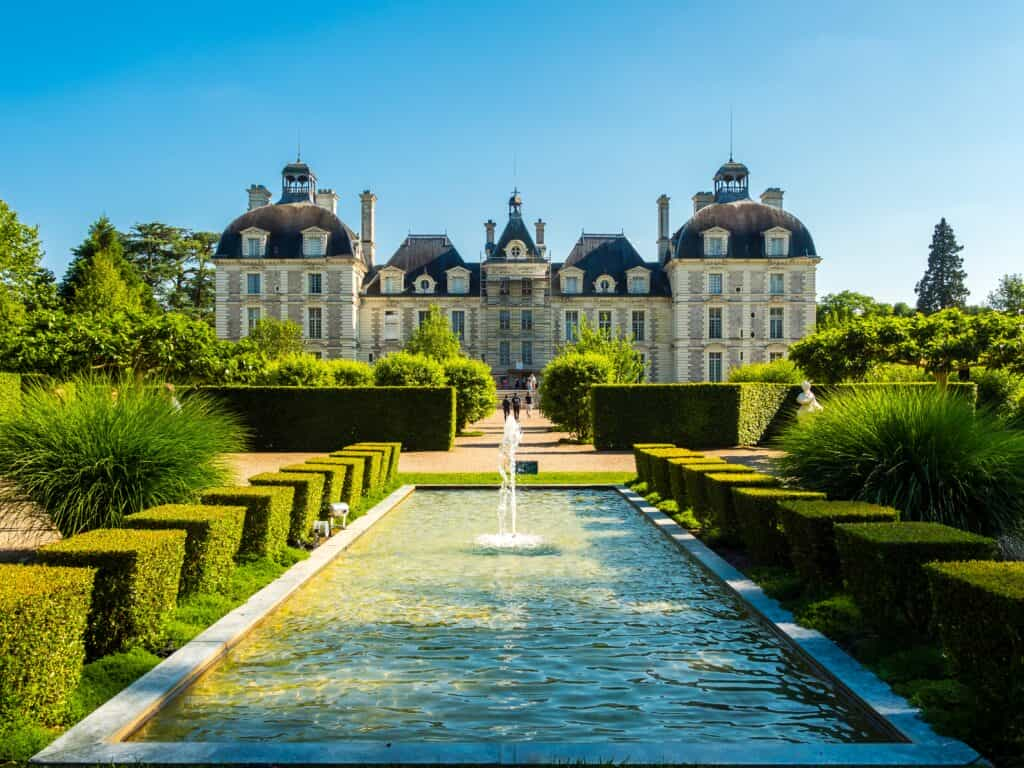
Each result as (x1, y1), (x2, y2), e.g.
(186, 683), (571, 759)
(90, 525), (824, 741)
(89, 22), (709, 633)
(486, 215), (541, 261)
(215, 202), (362, 264)
(669, 199), (817, 263)
(362, 235), (480, 296)
(551, 234), (671, 297)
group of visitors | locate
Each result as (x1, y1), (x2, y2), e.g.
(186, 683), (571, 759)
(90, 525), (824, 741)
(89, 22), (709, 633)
(501, 372), (537, 422)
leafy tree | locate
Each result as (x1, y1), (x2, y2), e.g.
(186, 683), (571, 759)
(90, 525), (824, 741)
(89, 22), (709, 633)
(915, 217), (968, 313)
(373, 351), (446, 387)
(443, 357), (497, 432)
(123, 223), (218, 322)
(69, 250), (147, 315)
(61, 217), (152, 313)
(0, 199), (57, 326)
(538, 351), (614, 440)
(816, 291), (894, 327)
(262, 353), (334, 386)
(326, 359), (374, 386)
(244, 317), (304, 359)
(892, 302), (916, 317)
(404, 305), (462, 361)
(566, 316), (644, 383)
(987, 273), (1024, 315)
(727, 358), (805, 383)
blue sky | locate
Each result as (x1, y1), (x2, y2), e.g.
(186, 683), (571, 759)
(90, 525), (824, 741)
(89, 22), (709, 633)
(1, 0), (1021, 305)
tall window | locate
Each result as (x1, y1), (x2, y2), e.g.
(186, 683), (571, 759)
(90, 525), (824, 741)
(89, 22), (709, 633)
(631, 310), (646, 342)
(418, 310), (430, 326)
(770, 307), (785, 339)
(598, 310), (612, 334)
(521, 278), (532, 296)
(304, 235), (324, 256)
(564, 276), (579, 294)
(767, 237), (786, 256)
(708, 352), (723, 383)
(383, 275), (398, 294)
(565, 310), (579, 341)
(706, 236), (726, 256)
(708, 307), (723, 339)
(499, 309), (511, 331)
(383, 310), (399, 341)
(499, 278), (510, 296)
(246, 238), (262, 257)
(499, 340), (511, 366)
(521, 309), (533, 331)
(451, 310), (465, 341)
(629, 276), (646, 294)
(449, 275), (466, 294)
(307, 307), (322, 340)
(246, 273), (261, 295)
(708, 273), (723, 294)
(308, 273), (322, 295)
(521, 341), (533, 367)
(246, 306), (261, 332)
(769, 273), (785, 295)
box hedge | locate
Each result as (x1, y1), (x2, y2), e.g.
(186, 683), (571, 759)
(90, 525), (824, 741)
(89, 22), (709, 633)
(248, 472), (324, 546)
(683, 463), (763, 529)
(0, 564), (95, 724)
(0, 372), (21, 420)
(199, 386), (455, 451)
(645, 448), (704, 500)
(350, 442), (401, 481)
(124, 504), (246, 595)
(342, 444), (391, 487)
(926, 561), (1024, 717)
(305, 456), (364, 509)
(835, 522), (998, 638)
(281, 463), (346, 511)
(632, 443), (674, 484)
(199, 485), (293, 558)
(668, 457), (727, 510)
(779, 500), (899, 587)
(330, 449), (382, 494)
(703, 472), (780, 539)
(731, 487), (827, 565)
(37, 529), (186, 658)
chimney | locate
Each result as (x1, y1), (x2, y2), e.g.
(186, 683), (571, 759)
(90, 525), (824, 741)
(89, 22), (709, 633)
(247, 184), (271, 210)
(316, 188), (339, 215)
(656, 195), (670, 260)
(760, 187), (784, 209)
(485, 219), (496, 245)
(360, 190), (377, 266)
(534, 219), (545, 245)
(692, 191), (714, 214)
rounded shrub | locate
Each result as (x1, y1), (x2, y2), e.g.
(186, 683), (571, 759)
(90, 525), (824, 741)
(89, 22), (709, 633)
(328, 359), (374, 386)
(539, 351), (614, 440)
(262, 353), (333, 386)
(776, 386), (1024, 537)
(0, 375), (246, 536)
(727, 358), (805, 383)
(373, 351), (446, 387)
(443, 357), (497, 433)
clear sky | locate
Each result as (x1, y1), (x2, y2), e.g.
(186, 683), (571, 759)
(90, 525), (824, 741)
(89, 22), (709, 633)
(1, 0), (1021, 305)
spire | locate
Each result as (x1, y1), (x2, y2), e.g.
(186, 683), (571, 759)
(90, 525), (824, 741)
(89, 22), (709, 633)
(729, 106), (734, 163)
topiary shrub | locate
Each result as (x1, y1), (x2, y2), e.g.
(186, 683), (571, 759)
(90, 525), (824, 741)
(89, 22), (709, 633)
(0, 372), (21, 420)
(926, 560), (1024, 730)
(280, 463), (346, 511)
(668, 457), (727, 510)
(343, 444), (392, 485)
(632, 443), (674, 485)
(443, 357), (497, 433)
(305, 456), (364, 509)
(262, 353), (334, 386)
(373, 351), (446, 387)
(248, 472), (324, 546)
(731, 487), (827, 565)
(327, 359), (374, 387)
(350, 442), (402, 481)
(683, 464), (767, 530)
(123, 504), (246, 596)
(0, 565), (95, 724)
(727, 359), (806, 384)
(199, 486), (293, 558)
(37, 528), (186, 657)
(703, 472), (780, 540)
(645, 448), (704, 500)
(330, 449), (382, 494)
(779, 500), (899, 587)
(540, 352), (614, 440)
(835, 522), (998, 638)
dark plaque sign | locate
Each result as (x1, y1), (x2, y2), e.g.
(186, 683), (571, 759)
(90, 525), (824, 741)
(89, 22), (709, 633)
(515, 461), (539, 475)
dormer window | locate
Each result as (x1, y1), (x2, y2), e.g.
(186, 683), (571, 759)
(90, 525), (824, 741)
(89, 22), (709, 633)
(703, 227), (730, 257)
(595, 275), (616, 294)
(240, 227), (268, 258)
(381, 271), (404, 294)
(416, 277), (435, 294)
(505, 240), (527, 260)
(564, 276), (579, 294)
(246, 238), (261, 257)
(767, 237), (786, 256)
(450, 276), (465, 293)
(626, 267), (650, 295)
(763, 227), (791, 257)
(510, 245), (523, 259)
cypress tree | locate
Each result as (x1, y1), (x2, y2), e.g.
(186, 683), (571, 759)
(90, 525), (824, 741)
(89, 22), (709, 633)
(915, 217), (968, 313)
(61, 216), (154, 312)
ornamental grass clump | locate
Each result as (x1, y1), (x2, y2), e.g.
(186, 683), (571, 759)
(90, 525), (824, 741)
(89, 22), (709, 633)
(0, 375), (246, 536)
(776, 386), (1024, 538)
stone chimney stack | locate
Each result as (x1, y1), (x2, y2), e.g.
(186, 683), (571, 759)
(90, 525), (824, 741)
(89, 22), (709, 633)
(316, 188), (339, 215)
(760, 187), (784, 210)
(247, 184), (271, 210)
(534, 219), (545, 245)
(485, 219), (496, 245)
(656, 195), (670, 260)
(360, 190), (377, 265)
(692, 191), (714, 214)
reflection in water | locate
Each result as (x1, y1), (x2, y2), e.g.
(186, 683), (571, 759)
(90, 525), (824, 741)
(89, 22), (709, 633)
(133, 489), (885, 744)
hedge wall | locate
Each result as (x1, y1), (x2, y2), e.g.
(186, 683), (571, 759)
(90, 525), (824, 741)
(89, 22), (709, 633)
(0, 372), (21, 420)
(200, 386), (455, 451)
(248, 472), (325, 546)
(281, 463), (346, 511)
(37, 529), (186, 658)
(667, 457), (727, 510)
(593, 382), (978, 450)
(305, 456), (364, 510)
(124, 504), (246, 595)
(200, 486), (293, 558)
(330, 450), (382, 495)
(645, 448), (704, 499)
(683, 464), (760, 528)
(732, 487), (827, 565)
(703, 472), (780, 540)
(632, 443), (674, 485)
(350, 442), (402, 482)
(0, 564), (95, 724)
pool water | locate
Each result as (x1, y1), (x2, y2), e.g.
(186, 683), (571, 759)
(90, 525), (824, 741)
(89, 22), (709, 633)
(133, 488), (885, 744)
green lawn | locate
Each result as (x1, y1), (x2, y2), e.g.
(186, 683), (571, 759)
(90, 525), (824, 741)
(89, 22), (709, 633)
(397, 471), (634, 486)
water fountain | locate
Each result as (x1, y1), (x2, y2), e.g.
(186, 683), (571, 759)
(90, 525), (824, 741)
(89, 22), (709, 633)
(475, 414), (543, 549)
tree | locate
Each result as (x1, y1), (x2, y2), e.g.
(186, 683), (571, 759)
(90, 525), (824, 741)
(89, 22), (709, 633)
(70, 250), (146, 315)
(404, 305), (462, 361)
(244, 317), (304, 359)
(123, 223), (218, 323)
(566, 316), (644, 383)
(373, 351), (446, 387)
(816, 291), (894, 327)
(0, 199), (57, 326)
(987, 273), (1024, 315)
(915, 217), (968, 313)
(443, 357), (497, 432)
(61, 216), (152, 313)
(538, 352), (614, 440)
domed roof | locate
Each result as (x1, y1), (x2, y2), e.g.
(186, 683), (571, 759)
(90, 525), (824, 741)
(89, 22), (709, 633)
(215, 202), (361, 262)
(714, 160), (749, 181)
(670, 199), (817, 262)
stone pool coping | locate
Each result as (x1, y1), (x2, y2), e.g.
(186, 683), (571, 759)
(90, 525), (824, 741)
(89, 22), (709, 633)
(32, 484), (986, 767)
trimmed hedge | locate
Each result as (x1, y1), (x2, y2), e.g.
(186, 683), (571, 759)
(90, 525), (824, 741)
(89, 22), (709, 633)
(779, 500), (899, 587)
(200, 386), (455, 451)
(646, 448), (704, 499)
(926, 561), (1024, 719)
(0, 564), (95, 724)
(124, 504), (246, 595)
(330, 449), (382, 494)
(248, 472), (324, 546)
(199, 486), (293, 558)
(683, 464), (763, 529)
(350, 442), (401, 482)
(305, 456), (364, 509)
(281, 463), (346, 511)
(37, 529), (186, 657)
(0, 372), (20, 420)
(835, 522), (998, 637)
(703, 472), (780, 539)
(731, 487), (827, 565)
(632, 443), (674, 485)
(668, 457), (727, 510)
(342, 445), (390, 489)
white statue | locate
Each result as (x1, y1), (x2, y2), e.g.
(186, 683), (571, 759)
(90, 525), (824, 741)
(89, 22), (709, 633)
(796, 380), (823, 418)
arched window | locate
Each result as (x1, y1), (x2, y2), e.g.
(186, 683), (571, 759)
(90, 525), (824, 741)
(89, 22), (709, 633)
(509, 245), (523, 259)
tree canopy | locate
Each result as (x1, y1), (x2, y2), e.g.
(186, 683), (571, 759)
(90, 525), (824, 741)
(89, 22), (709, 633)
(987, 273), (1024, 316)
(243, 317), (305, 359)
(404, 305), (463, 361)
(61, 216), (153, 314)
(0, 199), (57, 326)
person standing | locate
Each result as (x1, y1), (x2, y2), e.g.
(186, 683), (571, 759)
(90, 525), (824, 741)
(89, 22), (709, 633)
(502, 394), (511, 421)
(527, 372), (537, 393)
(524, 390), (533, 418)
(512, 392), (521, 421)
